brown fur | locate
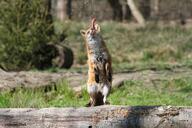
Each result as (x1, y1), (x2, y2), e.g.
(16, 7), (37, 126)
(80, 18), (112, 107)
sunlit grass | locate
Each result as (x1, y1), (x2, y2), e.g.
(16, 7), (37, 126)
(109, 78), (192, 106)
(0, 80), (89, 108)
(0, 22), (192, 107)
(0, 78), (191, 108)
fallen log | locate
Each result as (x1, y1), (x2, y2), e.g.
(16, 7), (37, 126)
(0, 67), (192, 92)
(1, 68), (192, 92)
(0, 106), (191, 128)
(32, 44), (73, 70)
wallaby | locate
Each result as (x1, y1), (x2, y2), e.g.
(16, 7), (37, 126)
(80, 18), (112, 106)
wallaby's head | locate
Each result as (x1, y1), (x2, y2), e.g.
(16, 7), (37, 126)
(80, 18), (101, 42)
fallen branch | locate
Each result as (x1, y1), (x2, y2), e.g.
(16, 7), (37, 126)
(0, 106), (191, 128)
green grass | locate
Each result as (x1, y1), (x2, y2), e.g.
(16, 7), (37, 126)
(64, 21), (192, 72)
(0, 22), (192, 107)
(0, 81), (89, 108)
(109, 79), (192, 106)
(33, 21), (192, 73)
(0, 78), (191, 108)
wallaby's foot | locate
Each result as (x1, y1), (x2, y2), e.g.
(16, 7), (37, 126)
(104, 101), (110, 105)
(85, 100), (96, 107)
(85, 101), (91, 107)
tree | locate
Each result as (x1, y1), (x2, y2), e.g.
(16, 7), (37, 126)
(0, 0), (55, 70)
(127, 0), (145, 26)
(55, 0), (72, 21)
(0, 0), (74, 70)
(108, 0), (123, 21)
(150, 0), (159, 20)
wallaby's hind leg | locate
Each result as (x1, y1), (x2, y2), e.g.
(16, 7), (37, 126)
(102, 84), (111, 105)
(85, 97), (96, 107)
(86, 93), (104, 107)
(86, 83), (98, 107)
(85, 101), (91, 107)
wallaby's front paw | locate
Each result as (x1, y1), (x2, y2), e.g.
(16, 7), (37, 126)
(94, 67), (99, 83)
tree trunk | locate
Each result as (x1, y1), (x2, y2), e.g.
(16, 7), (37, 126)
(150, 0), (159, 20)
(56, 0), (72, 21)
(56, 0), (66, 21)
(45, 0), (54, 36)
(127, 0), (145, 26)
(119, 0), (132, 22)
(108, 0), (123, 21)
(0, 106), (191, 128)
(139, 0), (151, 19)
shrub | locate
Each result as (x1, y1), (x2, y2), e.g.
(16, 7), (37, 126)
(0, 0), (55, 70)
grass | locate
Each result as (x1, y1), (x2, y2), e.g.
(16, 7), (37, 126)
(62, 21), (192, 73)
(0, 22), (192, 107)
(109, 78), (192, 106)
(40, 21), (192, 73)
(0, 81), (89, 108)
(0, 78), (191, 108)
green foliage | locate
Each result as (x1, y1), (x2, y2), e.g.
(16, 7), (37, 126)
(0, 0), (54, 70)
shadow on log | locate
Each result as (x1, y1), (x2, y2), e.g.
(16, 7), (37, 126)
(0, 106), (191, 128)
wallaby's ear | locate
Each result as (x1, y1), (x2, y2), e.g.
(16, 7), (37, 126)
(80, 30), (86, 36)
(95, 24), (100, 33)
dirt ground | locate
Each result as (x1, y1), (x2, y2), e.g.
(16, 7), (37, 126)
(0, 66), (192, 92)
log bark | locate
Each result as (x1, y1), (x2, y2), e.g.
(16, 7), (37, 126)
(127, 0), (145, 26)
(0, 106), (191, 128)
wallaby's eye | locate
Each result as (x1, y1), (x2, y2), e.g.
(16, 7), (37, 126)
(87, 30), (90, 34)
